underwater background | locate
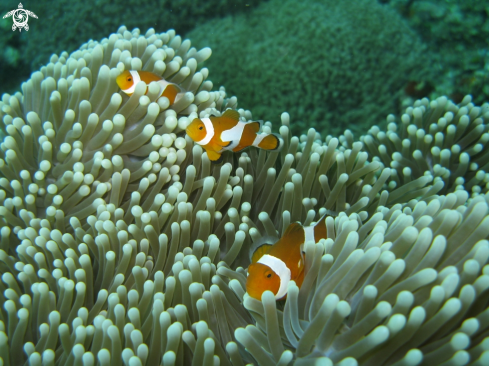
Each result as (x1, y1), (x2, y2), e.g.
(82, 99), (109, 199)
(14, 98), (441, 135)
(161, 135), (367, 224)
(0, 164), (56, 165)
(1, 0), (489, 365)
(1, 0), (489, 135)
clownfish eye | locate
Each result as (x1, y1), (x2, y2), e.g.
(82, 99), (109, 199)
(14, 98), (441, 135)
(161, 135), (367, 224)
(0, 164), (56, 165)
(266, 273), (272, 278)
(127, 77), (132, 82)
(198, 125), (204, 130)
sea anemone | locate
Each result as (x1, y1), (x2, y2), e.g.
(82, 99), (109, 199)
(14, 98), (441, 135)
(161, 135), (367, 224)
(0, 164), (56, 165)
(0, 27), (488, 366)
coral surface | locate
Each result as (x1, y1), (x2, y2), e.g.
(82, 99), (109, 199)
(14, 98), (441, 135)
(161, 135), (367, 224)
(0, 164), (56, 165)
(186, 0), (436, 137)
(388, 0), (489, 105)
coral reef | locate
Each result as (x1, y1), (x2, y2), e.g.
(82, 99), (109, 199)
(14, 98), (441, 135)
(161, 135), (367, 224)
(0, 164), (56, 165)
(388, 0), (489, 105)
(1, 26), (489, 366)
(0, 0), (259, 94)
(186, 0), (436, 137)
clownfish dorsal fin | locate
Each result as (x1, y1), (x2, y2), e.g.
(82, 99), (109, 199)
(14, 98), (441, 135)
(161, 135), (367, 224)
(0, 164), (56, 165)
(283, 222), (304, 237)
(222, 109), (241, 122)
(283, 222), (307, 246)
(249, 235), (279, 263)
(248, 120), (262, 133)
(251, 244), (273, 263)
(321, 208), (339, 218)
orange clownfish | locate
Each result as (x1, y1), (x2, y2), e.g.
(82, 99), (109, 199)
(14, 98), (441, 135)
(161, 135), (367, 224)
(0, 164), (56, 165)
(116, 70), (184, 105)
(185, 109), (283, 163)
(246, 213), (329, 301)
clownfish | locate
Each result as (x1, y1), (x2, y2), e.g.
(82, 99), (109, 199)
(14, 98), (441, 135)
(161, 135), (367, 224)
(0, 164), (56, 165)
(185, 109), (283, 163)
(246, 213), (329, 301)
(116, 70), (184, 105)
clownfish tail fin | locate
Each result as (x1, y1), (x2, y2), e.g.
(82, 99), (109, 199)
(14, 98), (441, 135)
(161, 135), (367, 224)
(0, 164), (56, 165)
(253, 133), (283, 151)
(162, 84), (180, 105)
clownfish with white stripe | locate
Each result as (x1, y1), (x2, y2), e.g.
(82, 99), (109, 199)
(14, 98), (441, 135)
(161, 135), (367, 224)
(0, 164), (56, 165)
(116, 70), (184, 105)
(246, 212), (331, 301)
(185, 109), (283, 163)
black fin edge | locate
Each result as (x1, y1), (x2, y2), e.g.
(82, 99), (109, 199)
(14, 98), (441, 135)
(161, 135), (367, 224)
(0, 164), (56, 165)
(211, 154), (225, 164)
(270, 133), (283, 151)
(249, 235), (280, 262)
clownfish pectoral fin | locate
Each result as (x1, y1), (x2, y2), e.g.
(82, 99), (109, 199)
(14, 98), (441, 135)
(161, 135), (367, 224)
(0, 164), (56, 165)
(253, 133), (282, 151)
(206, 150), (224, 163)
(214, 155), (224, 164)
(221, 109), (241, 122)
